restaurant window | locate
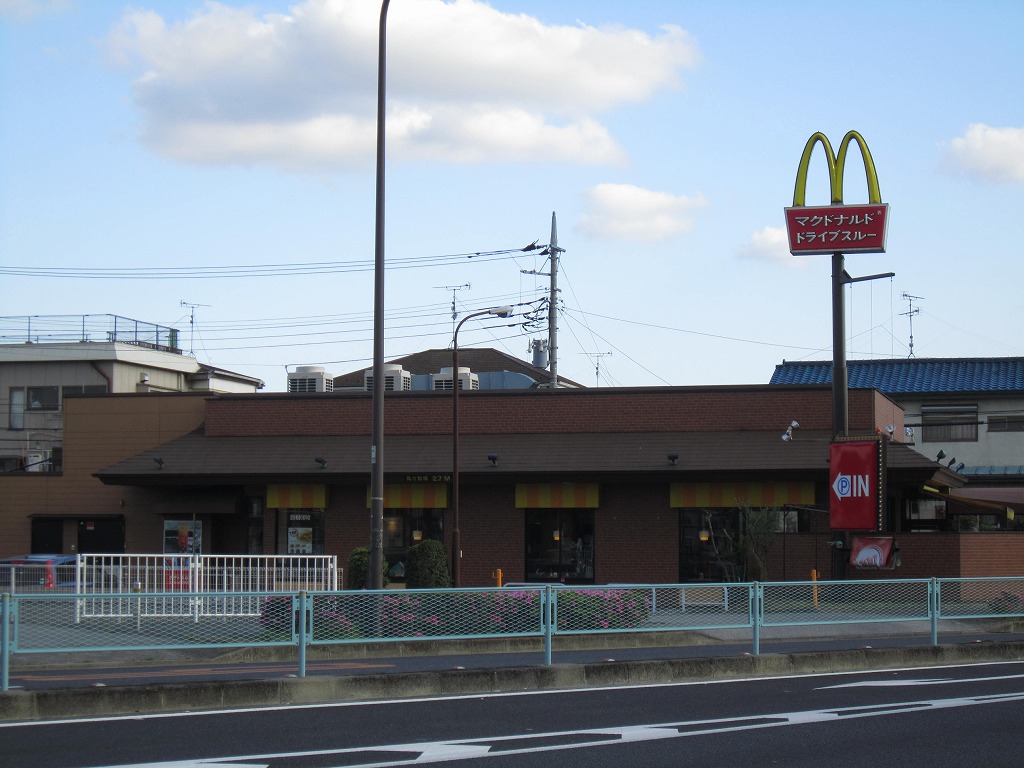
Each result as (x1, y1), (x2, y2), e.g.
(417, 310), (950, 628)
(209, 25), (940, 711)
(383, 509), (444, 582)
(524, 509), (594, 583)
(278, 509), (324, 555)
(921, 404), (978, 442)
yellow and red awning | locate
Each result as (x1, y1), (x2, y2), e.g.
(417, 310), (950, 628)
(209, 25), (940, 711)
(671, 482), (814, 508)
(267, 484), (327, 509)
(365, 484), (448, 509)
(515, 483), (599, 508)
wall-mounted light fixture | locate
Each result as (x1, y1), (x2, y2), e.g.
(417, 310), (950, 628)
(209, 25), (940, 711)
(153, 456), (164, 469)
(885, 424), (895, 436)
(781, 420), (800, 441)
(315, 456), (327, 469)
(947, 457), (956, 468)
(140, 373), (150, 384)
(936, 450), (946, 462)
(905, 426), (915, 438)
(487, 453), (498, 467)
(955, 462), (965, 473)
(667, 453), (679, 465)
(412, 529), (423, 541)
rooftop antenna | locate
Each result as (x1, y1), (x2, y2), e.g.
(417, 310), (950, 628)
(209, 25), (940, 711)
(900, 292), (923, 358)
(179, 300), (210, 356)
(436, 283), (471, 342)
(582, 351), (612, 387)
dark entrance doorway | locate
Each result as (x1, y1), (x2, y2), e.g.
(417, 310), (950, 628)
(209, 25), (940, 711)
(77, 517), (125, 553)
(30, 518), (63, 554)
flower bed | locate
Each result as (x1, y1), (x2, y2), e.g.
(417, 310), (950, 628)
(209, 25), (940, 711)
(258, 587), (651, 641)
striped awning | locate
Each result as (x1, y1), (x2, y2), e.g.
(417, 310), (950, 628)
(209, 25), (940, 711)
(515, 483), (599, 509)
(267, 484), (326, 509)
(366, 484), (448, 509)
(671, 482), (815, 508)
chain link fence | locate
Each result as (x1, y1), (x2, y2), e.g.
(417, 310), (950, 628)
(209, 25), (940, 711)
(4, 577), (1024, 690)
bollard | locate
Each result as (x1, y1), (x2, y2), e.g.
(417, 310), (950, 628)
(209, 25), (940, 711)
(811, 569), (819, 609)
(492, 568), (503, 587)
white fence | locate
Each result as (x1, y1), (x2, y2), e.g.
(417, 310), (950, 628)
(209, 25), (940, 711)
(74, 554), (340, 620)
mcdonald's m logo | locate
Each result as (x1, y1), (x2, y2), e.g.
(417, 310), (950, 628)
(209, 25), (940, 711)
(784, 131), (890, 256)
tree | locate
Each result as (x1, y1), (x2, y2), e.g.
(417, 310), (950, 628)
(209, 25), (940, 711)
(740, 504), (782, 581)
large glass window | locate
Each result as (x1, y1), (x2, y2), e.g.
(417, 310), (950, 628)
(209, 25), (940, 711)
(524, 509), (594, 583)
(276, 509), (324, 555)
(383, 509), (444, 582)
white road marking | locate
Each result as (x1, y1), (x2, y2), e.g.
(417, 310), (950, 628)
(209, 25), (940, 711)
(90, 691), (1024, 768)
(817, 671), (1024, 689)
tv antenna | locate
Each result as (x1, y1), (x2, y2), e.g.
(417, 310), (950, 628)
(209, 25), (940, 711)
(179, 300), (210, 356)
(582, 351), (612, 387)
(900, 292), (923, 358)
(436, 283), (471, 340)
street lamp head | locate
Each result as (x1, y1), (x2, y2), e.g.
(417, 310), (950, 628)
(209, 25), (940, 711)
(490, 306), (513, 318)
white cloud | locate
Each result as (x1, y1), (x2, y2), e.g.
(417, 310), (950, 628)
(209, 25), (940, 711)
(577, 183), (707, 241)
(736, 226), (808, 267)
(107, 0), (699, 172)
(943, 123), (1024, 183)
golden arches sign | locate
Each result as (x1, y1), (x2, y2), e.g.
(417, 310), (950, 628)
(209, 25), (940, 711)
(785, 130), (889, 255)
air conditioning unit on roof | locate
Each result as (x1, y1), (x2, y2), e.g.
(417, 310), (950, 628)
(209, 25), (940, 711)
(287, 366), (334, 393)
(364, 364), (411, 392)
(431, 367), (479, 391)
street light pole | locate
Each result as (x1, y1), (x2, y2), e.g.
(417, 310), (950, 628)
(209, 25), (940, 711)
(451, 306), (513, 587)
(369, 0), (391, 590)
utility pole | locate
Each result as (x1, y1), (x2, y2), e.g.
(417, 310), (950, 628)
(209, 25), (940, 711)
(901, 292), (923, 358)
(547, 212), (561, 388)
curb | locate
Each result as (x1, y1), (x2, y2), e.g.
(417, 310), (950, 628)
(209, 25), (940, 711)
(3, 641), (1024, 723)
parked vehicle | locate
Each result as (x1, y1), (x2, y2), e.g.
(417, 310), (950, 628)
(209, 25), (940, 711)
(0, 554), (78, 592)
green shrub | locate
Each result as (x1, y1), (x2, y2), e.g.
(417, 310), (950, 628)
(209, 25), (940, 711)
(404, 539), (451, 589)
(346, 547), (389, 590)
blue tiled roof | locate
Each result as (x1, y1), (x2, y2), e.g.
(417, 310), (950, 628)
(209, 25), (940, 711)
(769, 358), (1024, 393)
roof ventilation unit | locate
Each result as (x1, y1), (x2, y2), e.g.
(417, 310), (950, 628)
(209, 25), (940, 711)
(364, 364), (412, 392)
(432, 366), (480, 391)
(288, 366), (334, 393)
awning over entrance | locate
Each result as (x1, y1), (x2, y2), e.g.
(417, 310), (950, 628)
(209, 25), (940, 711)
(515, 483), (599, 509)
(267, 484), (326, 509)
(366, 484), (448, 509)
(671, 482), (815, 508)
(922, 485), (1015, 519)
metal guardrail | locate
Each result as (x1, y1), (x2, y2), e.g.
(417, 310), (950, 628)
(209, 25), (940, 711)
(3, 577), (1024, 691)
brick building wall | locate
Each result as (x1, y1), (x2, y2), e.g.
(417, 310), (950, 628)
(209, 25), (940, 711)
(204, 387), (901, 439)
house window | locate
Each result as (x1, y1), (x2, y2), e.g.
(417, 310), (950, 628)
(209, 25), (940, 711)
(27, 386), (59, 411)
(988, 415), (1024, 433)
(9, 387), (25, 429)
(921, 405), (978, 442)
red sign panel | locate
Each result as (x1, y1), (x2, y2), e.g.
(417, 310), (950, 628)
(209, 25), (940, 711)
(829, 440), (883, 530)
(785, 203), (889, 255)
(850, 536), (896, 569)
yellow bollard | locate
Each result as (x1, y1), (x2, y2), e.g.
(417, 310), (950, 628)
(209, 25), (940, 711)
(492, 568), (503, 587)
(811, 568), (819, 609)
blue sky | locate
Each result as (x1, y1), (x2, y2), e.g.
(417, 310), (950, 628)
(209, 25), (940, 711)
(2, 0), (1022, 390)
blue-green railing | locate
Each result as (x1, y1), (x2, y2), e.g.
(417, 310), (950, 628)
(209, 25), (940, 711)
(3, 577), (1024, 690)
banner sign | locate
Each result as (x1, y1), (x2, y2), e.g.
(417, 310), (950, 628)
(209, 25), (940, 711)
(829, 439), (885, 530)
(850, 536), (897, 569)
(786, 130), (888, 255)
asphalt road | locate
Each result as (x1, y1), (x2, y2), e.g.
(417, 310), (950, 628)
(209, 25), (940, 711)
(4, 660), (1024, 768)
